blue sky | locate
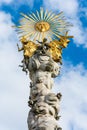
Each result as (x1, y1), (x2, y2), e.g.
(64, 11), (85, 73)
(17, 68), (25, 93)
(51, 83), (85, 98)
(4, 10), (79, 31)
(0, 0), (87, 130)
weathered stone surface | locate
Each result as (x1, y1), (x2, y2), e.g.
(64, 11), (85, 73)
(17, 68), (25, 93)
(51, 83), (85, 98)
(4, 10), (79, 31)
(27, 45), (61, 130)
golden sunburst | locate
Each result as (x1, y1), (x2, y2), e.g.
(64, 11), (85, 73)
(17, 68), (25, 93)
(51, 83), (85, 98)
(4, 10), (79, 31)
(15, 8), (72, 42)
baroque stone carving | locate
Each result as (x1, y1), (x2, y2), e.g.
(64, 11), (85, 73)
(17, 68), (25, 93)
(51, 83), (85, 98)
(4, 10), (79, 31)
(15, 8), (73, 130)
(27, 44), (62, 130)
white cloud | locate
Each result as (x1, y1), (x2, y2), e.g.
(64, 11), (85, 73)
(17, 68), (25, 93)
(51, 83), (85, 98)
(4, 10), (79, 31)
(0, 0), (34, 8)
(0, 0), (12, 5)
(53, 63), (87, 130)
(0, 12), (16, 43)
(13, 0), (34, 8)
(43, 0), (87, 47)
(69, 18), (87, 47)
(0, 11), (29, 130)
(44, 0), (78, 16)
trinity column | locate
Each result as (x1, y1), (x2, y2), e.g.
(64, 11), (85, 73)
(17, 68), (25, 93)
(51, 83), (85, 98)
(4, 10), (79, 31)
(15, 8), (73, 130)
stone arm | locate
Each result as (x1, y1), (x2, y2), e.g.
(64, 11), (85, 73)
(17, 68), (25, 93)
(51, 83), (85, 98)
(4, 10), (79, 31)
(17, 43), (23, 51)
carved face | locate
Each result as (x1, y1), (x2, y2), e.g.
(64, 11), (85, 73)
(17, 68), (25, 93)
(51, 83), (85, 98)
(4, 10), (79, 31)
(51, 62), (60, 77)
(31, 71), (53, 89)
(35, 21), (50, 32)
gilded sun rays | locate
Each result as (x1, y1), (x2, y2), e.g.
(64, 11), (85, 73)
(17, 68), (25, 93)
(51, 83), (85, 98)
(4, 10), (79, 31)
(15, 8), (71, 42)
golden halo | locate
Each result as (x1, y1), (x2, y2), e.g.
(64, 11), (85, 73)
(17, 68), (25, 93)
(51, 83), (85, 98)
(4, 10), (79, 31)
(15, 8), (72, 42)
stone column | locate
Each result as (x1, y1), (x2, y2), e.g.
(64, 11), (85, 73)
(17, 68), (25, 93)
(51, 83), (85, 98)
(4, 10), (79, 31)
(26, 45), (62, 130)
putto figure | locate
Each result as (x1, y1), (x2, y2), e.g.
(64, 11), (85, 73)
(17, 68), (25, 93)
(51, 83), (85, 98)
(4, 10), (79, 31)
(15, 8), (73, 130)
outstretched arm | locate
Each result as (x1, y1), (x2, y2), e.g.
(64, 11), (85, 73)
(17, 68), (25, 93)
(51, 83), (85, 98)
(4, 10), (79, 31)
(17, 43), (23, 51)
